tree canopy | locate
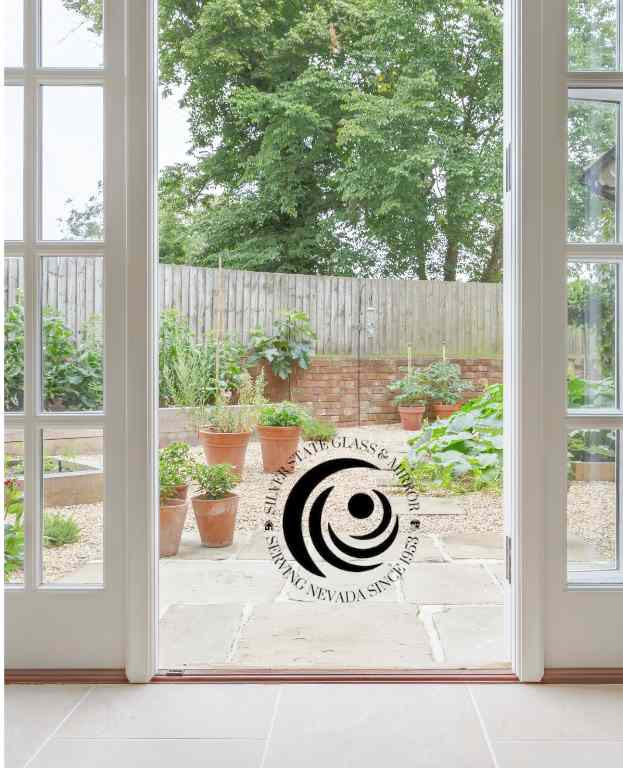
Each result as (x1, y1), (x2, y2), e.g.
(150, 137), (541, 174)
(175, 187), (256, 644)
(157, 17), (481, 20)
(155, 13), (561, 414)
(158, 0), (504, 280)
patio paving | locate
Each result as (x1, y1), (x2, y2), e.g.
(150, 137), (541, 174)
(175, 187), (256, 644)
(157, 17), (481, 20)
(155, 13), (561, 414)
(402, 562), (503, 605)
(434, 606), (506, 667)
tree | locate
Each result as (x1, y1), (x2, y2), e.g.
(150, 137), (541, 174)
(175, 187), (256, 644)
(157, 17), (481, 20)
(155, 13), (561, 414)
(159, 0), (504, 280)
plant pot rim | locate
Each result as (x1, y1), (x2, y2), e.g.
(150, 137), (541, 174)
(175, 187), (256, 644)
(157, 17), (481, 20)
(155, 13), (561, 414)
(257, 424), (302, 431)
(198, 428), (253, 437)
(398, 403), (426, 410)
(192, 491), (238, 502)
(431, 400), (460, 406)
(160, 496), (188, 508)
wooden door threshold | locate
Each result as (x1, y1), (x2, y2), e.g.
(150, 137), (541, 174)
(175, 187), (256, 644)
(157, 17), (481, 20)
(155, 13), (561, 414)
(5, 669), (128, 684)
(542, 668), (623, 684)
(152, 668), (518, 683)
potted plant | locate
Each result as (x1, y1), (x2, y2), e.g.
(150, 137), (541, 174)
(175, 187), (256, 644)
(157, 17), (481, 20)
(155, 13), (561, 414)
(419, 360), (469, 420)
(191, 462), (240, 547)
(388, 370), (429, 430)
(257, 402), (306, 473)
(196, 371), (266, 476)
(159, 443), (194, 557)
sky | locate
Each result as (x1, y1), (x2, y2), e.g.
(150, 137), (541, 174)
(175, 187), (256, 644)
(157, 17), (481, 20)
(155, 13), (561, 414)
(3, 0), (191, 241)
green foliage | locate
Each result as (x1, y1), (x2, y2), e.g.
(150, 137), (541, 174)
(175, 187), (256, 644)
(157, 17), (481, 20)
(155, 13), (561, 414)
(248, 310), (316, 380)
(568, 0), (616, 71)
(159, 309), (248, 407)
(158, 0), (503, 281)
(567, 375), (614, 409)
(402, 384), (503, 494)
(58, 181), (104, 240)
(159, 442), (195, 500)
(4, 480), (24, 578)
(192, 462), (240, 499)
(415, 360), (469, 405)
(259, 401), (307, 427)
(194, 371), (267, 433)
(4, 298), (25, 411)
(568, 429), (615, 463)
(387, 369), (429, 406)
(302, 417), (337, 442)
(43, 513), (81, 548)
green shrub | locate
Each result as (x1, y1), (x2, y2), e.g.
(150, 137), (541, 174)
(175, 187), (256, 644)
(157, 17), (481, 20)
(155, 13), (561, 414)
(302, 417), (337, 442)
(4, 480), (24, 577)
(387, 369), (429, 406)
(4, 293), (103, 411)
(159, 441), (195, 500)
(414, 360), (470, 405)
(192, 463), (240, 499)
(567, 375), (614, 408)
(248, 310), (316, 380)
(402, 384), (503, 494)
(159, 309), (247, 407)
(258, 401), (307, 427)
(43, 513), (81, 547)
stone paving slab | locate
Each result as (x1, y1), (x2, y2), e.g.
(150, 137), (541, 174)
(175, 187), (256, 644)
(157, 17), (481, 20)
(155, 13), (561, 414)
(440, 532), (504, 559)
(283, 576), (401, 603)
(433, 606), (507, 667)
(158, 561), (283, 617)
(232, 602), (434, 667)
(158, 603), (243, 669)
(175, 531), (250, 561)
(402, 562), (502, 605)
(413, 535), (445, 562)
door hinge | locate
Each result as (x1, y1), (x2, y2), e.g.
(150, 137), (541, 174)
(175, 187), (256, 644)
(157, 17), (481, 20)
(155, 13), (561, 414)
(505, 143), (512, 193)
(505, 535), (512, 583)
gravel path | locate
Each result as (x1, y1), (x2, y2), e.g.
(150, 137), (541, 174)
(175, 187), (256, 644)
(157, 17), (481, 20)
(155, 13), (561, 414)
(10, 425), (617, 581)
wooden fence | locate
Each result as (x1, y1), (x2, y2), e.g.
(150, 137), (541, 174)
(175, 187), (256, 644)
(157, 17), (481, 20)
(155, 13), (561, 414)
(5, 258), (508, 357)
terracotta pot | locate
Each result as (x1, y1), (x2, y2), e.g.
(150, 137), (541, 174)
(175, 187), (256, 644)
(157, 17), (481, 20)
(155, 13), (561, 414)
(198, 430), (252, 476)
(257, 425), (302, 473)
(174, 483), (189, 500)
(192, 492), (239, 548)
(159, 497), (188, 557)
(398, 405), (426, 431)
(430, 402), (461, 421)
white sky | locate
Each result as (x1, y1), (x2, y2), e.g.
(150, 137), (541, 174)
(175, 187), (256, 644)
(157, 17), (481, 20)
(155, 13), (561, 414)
(3, 0), (191, 241)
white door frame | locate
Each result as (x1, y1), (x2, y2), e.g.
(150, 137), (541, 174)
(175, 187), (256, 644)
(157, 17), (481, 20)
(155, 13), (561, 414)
(122, 0), (564, 683)
(4, 0), (128, 667)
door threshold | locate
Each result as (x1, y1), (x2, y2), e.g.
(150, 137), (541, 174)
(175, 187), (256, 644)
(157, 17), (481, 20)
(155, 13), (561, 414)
(153, 667), (518, 684)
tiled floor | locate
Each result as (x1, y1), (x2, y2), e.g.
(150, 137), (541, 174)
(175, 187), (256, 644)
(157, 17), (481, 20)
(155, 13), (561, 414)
(5, 683), (623, 767)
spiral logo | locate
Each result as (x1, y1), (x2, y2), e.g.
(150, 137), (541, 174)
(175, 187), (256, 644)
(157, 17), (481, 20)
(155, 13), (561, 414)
(282, 457), (399, 579)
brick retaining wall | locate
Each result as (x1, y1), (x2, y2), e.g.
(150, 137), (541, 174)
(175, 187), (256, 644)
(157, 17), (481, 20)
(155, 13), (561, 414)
(260, 356), (502, 427)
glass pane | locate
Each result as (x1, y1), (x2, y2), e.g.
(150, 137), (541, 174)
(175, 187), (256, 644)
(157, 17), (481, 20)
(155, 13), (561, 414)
(42, 428), (104, 585)
(4, 86), (23, 241)
(41, 257), (103, 412)
(568, 97), (618, 243)
(5, 428), (25, 585)
(568, 0), (617, 71)
(567, 429), (618, 576)
(41, 0), (103, 68)
(4, 256), (24, 413)
(567, 262), (616, 408)
(3, 1), (23, 67)
(41, 86), (103, 240)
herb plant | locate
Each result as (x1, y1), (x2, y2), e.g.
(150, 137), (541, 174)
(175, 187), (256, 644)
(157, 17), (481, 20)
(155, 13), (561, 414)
(258, 402), (307, 427)
(387, 369), (429, 406)
(302, 417), (337, 442)
(43, 513), (81, 547)
(159, 442), (195, 501)
(192, 463), (240, 499)
(416, 360), (469, 405)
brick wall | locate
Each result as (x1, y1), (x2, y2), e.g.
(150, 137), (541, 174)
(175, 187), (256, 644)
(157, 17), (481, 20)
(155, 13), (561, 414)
(260, 356), (502, 427)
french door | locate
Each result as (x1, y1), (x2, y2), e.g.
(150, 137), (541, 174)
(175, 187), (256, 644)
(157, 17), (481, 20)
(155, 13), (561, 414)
(4, 0), (129, 668)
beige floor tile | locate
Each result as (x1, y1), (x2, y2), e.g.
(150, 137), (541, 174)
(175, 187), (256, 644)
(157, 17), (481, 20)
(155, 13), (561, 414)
(471, 684), (623, 740)
(493, 740), (623, 768)
(264, 684), (494, 767)
(4, 685), (90, 768)
(57, 684), (278, 740)
(29, 738), (264, 768)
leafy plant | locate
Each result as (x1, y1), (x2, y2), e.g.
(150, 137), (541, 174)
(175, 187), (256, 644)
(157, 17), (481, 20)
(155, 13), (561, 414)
(43, 513), (81, 548)
(388, 368), (429, 406)
(159, 309), (247, 407)
(302, 417), (337, 442)
(402, 384), (503, 494)
(567, 375), (614, 409)
(192, 462), (240, 500)
(159, 441), (195, 501)
(568, 429), (615, 463)
(4, 479), (24, 578)
(4, 299), (25, 411)
(194, 371), (267, 433)
(258, 401), (307, 427)
(248, 311), (316, 380)
(415, 360), (469, 405)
